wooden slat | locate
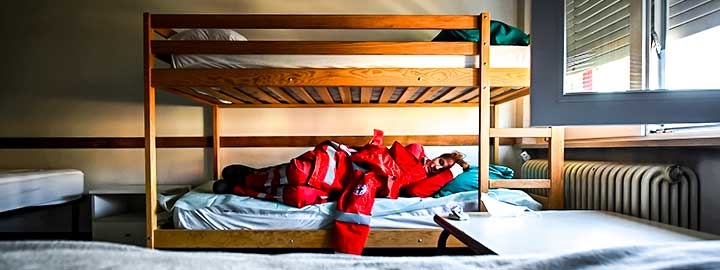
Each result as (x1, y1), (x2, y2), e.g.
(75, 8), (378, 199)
(490, 87), (514, 97)
(315, 87), (335, 104)
(496, 138), (516, 145)
(490, 128), (552, 138)
(212, 106), (221, 179)
(153, 229), (464, 249)
(173, 87), (225, 104)
(152, 41), (476, 55)
(435, 87), (471, 103)
(397, 87), (419, 103)
(462, 95), (479, 103)
(492, 105), (500, 163)
(143, 12), (158, 249)
(528, 193), (549, 206)
(264, 87), (298, 104)
(214, 101), (483, 108)
(490, 179), (551, 189)
(162, 87), (217, 105)
(0, 137), (145, 149)
(450, 87), (479, 103)
(197, 87), (245, 104)
(153, 28), (177, 39)
(491, 87), (530, 105)
(241, 87), (281, 104)
(360, 87), (373, 103)
(220, 87), (261, 104)
(152, 68), (476, 88)
(414, 87), (444, 103)
(338, 87), (352, 104)
(288, 87), (316, 104)
(548, 127), (566, 209)
(488, 68), (530, 87)
(151, 14), (478, 29)
(378, 87), (395, 103)
(0, 136), (516, 149)
(0, 137), (207, 149)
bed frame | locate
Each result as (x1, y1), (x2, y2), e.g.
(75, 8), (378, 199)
(143, 12), (565, 250)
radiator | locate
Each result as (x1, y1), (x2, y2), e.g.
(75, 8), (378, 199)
(521, 159), (699, 230)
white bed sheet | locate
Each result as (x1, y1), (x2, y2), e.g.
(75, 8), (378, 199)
(0, 169), (84, 213)
(168, 182), (479, 230)
(165, 182), (539, 230)
(171, 46), (530, 69)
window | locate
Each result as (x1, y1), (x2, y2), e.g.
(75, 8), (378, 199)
(665, 25), (720, 90)
(565, 0), (633, 94)
(530, 0), (720, 126)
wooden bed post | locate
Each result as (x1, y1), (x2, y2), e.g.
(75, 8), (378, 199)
(212, 105), (221, 179)
(548, 127), (565, 209)
(479, 13), (491, 207)
(492, 105), (500, 163)
(143, 12), (158, 249)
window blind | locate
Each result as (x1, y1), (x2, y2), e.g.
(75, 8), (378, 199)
(668, 0), (720, 40)
(566, 0), (631, 73)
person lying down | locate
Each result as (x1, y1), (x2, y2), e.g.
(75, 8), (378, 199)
(212, 129), (470, 255)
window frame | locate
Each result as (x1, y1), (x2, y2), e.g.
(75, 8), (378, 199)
(530, 0), (720, 126)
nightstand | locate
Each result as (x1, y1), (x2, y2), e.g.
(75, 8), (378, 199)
(90, 184), (190, 246)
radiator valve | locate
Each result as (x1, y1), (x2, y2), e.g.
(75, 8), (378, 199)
(520, 151), (531, 162)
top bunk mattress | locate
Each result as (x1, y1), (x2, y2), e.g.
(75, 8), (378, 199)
(0, 169), (84, 213)
(167, 28), (530, 69)
(170, 46), (530, 69)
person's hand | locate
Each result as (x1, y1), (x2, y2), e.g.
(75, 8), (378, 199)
(449, 163), (464, 178)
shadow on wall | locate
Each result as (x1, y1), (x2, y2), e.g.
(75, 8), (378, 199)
(0, 3), (194, 105)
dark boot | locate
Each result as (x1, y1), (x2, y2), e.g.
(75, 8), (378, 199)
(212, 179), (233, 194)
(221, 164), (256, 182)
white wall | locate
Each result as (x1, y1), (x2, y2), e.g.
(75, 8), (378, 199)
(0, 0), (518, 190)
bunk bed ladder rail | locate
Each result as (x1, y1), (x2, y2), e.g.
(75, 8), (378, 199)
(483, 127), (565, 210)
(521, 159), (699, 230)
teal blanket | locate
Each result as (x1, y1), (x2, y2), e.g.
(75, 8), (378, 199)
(432, 20), (530, 46)
(434, 164), (514, 197)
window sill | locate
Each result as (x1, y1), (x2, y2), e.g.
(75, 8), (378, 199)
(521, 132), (720, 148)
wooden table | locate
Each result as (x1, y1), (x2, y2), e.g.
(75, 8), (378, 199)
(434, 210), (719, 255)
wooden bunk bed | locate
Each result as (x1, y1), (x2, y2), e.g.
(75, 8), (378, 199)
(143, 12), (565, 250)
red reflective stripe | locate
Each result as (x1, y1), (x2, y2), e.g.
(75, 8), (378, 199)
(335, 211), (371, 225)
(306, 142), (351, 193)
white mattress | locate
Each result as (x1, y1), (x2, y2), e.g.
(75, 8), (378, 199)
(164, 182), (539, 230)
(171, 46), (530, 69)
(0, 169), (84, 213)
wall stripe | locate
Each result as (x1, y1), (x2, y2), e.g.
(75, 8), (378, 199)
(0, 136), (513, 149)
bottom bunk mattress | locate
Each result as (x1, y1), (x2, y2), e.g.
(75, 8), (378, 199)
(0, 169), (84, 213)
(162, 182), (540, 230)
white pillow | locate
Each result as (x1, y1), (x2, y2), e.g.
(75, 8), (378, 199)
(170, 29), (247, 41)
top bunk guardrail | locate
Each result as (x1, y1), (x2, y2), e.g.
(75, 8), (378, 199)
(144, 13), (529, 107)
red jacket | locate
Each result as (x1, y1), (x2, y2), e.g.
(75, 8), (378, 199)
(332, 130), (455, 254)
(230, 130), (455, 254)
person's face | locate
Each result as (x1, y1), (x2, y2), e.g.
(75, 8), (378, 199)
(425, 157), (455, 175)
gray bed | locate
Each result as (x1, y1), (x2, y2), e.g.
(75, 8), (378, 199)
(2, 240), (720, 270)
